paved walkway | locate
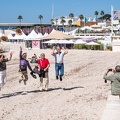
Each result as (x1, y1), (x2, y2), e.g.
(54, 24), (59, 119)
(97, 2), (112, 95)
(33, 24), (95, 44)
(101, 92), (120, 120)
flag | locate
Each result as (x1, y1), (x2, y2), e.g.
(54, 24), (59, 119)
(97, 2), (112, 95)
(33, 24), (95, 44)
(84, 17), (88, 23)
(113, 11), (118, 20)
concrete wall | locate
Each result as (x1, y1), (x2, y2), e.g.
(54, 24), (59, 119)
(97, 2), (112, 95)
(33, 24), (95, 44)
(112, 36), (120, 52)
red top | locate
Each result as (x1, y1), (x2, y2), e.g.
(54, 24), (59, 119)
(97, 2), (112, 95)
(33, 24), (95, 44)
(37, 58), (50, 70)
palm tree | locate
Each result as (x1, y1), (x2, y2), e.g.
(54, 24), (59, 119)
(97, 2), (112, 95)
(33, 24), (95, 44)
(100, 10), (105, 22)
(17, 15), (23, 28)
(51, 19), (54, 26)
(69, 13), (74, 28)
(68, 20), (72, 26)
(55, 19), (58, 26)
(69, 13), (74, 18)
(38, 15), (43, 24)
(60, 16), (66, 27)
(79, 14), (84, 27)
(94, 11), (99, 24)
(68, 20), (72, 31)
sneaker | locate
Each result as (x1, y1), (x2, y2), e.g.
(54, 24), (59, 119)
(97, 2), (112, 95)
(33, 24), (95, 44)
(39, 87), (43, 92)
(56, 76), (58, 80)
(21, 91), (28, 95)
(60, 76), (62, 81)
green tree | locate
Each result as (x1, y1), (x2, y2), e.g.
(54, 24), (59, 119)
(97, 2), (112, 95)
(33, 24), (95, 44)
(104, 14), (111, 21)
(51, 19), (54, 26)
(60, 16), (66, 27)
(38, 15), (43, 24)
(69, 13), (74, 28)
(68, 20), (72, 26)
(79, 14), (84, 27)
(94, 11), (99, 24)
(100, 10), (105, 22)
(55, 19), (58, 26)
(17, 15), (23, 28)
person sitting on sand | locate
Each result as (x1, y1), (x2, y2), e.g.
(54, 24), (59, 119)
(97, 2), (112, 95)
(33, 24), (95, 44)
(51, 46), (68, 81)
(103, 65), (120, 99)
(37, 53), (50, 91)
(19, 46), (33, 85)
(30, 54), (38, 63)
(0, 52), (12, 91)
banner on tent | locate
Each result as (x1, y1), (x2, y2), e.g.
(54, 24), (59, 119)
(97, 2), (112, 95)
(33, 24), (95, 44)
(32, 40), (40, 48)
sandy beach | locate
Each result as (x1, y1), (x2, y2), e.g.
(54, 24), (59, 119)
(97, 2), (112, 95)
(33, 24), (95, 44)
(0, 48), (119, 120)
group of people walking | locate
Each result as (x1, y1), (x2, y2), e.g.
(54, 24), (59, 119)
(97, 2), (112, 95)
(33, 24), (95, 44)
(1, 45), (120, 99)
(0, 46), (68, 92)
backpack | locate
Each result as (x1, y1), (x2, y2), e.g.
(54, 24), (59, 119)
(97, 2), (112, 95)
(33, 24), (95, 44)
(20, 59), (27, 71)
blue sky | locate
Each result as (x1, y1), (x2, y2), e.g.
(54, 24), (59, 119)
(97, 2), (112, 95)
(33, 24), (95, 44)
(0, 0), (119, 23)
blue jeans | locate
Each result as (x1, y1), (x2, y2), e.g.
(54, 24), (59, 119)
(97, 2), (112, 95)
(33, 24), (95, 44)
(55, 63), (64, 76)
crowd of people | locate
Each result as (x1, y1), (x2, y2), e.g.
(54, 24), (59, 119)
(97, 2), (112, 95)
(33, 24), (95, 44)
(0, 46), (68, 93)
(1, 46), (120, 100)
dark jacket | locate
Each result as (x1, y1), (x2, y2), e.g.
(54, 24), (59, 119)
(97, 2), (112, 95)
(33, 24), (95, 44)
(19, 51), (32, 71)
(0, 59), (8, 71)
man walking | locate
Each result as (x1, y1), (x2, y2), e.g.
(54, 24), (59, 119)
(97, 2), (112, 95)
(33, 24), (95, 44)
(37, 53), (50, 91)
(19, 46), (33, 85)
(51, 46), (68, 81)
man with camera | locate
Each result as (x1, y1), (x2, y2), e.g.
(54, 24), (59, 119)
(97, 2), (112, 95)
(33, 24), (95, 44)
(37, 53), (50, 91)
(103, 65), (120, 99)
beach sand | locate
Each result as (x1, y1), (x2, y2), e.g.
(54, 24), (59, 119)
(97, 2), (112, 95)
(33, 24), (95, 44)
(0, 48), (119, 120)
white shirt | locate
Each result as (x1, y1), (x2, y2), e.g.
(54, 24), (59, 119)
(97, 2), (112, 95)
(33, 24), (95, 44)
(54, 51), (65, 63)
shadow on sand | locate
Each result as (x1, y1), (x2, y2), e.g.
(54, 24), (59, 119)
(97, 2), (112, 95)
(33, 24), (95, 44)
(0, 87), (62, 99)
(0, 86), (84, 99)
(63, 86), (84, 91)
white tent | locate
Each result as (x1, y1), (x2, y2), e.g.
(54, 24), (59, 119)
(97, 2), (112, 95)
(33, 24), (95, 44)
(25, 30), (40, 40)
(37, 33), (43, 38)
(43, 32), (48, 36)
(80, 26), (94, 31)
(7, 34), (14, 39)
(74, 40), (87, 44)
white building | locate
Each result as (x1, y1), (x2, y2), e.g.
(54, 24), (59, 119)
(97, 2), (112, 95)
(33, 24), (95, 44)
(52, 16), (97, 26)
(112, 36), (120, 52)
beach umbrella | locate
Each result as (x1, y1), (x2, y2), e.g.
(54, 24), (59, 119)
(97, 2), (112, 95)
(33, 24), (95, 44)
(58, 40), (74, 44)
(74, 40), (87, 44)
(42, 40), (59, 44)
(41, 29), (74, 40)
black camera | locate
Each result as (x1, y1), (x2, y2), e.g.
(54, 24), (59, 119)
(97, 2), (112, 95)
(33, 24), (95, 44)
(108, 69), (112, 71)
(104, 79), (107, 83)
(30, 71), (37, 79)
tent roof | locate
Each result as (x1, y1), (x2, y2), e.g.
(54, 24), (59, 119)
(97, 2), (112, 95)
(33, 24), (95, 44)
(25, 30), (40, 40)
(41, 29), (74, 40)
(4, 30), (16, 36)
